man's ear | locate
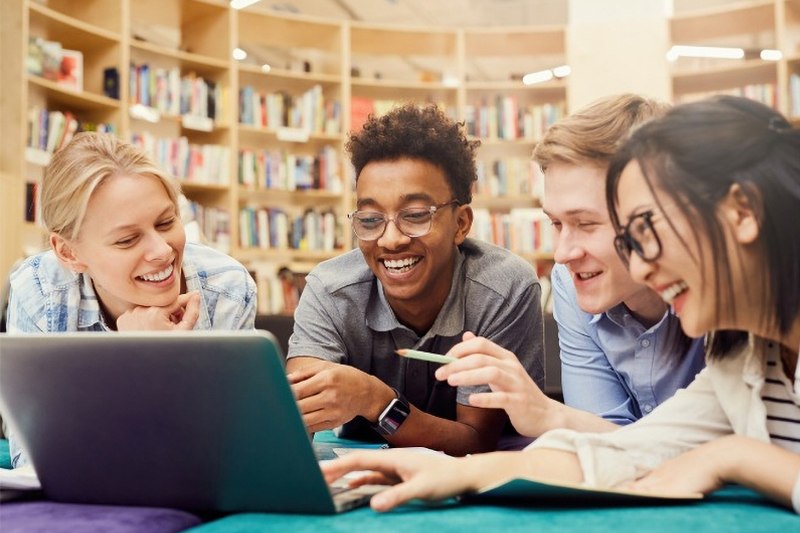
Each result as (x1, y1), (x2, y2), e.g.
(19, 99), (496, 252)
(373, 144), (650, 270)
(50, 233), (87, 273)
(720, 183), (760, 245)
(453, 204), (473, 245)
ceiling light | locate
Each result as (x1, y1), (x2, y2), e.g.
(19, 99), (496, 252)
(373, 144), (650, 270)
(760, 49), (782, 61)
(522, 69), (554, 86)
(666, 45), (744, 61)
(552, 65), (571, 78)
(233, 47), (247, 61)
(231, 0), (261, 9)
(261, 64), (272, 73)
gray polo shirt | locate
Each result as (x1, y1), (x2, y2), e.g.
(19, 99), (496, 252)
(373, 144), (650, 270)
(288, 238), (545, 438)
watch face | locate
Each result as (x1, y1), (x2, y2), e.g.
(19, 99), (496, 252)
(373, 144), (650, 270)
(377, 397), (411, 436)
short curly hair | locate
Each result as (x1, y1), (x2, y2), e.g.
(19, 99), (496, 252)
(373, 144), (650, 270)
(346, 104), (480, 204)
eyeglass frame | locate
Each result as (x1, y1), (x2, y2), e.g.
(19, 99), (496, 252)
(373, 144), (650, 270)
(347, 200), (461, 241)
(613, 210), (663, 265)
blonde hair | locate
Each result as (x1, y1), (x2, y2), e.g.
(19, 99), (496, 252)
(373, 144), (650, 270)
(42, 132), (181, 241)
(532, 94), (670, 171)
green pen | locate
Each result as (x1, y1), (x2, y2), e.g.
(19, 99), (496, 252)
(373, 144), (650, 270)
(396, 348), (457, 365)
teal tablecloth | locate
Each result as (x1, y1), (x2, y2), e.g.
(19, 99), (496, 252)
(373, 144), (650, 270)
(0, 439), (10, 469)
(184, 431), (798, 532)
(187, 485), (797, 532)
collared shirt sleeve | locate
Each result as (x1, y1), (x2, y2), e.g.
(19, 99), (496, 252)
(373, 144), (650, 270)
(527, 365), (733, 487)
(480, 281), (545, 391)
(287, 273), (347, 363)
(792, 471), (800, 514)
(551, 265), (638, 424)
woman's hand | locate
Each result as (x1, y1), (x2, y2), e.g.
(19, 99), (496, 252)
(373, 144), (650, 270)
(437, 332), (558, 437)
(116, 291), (201, 331)
(322, 449), (529, 512)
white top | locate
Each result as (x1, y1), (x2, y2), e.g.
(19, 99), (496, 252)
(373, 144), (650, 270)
(529, 335), (800, 513)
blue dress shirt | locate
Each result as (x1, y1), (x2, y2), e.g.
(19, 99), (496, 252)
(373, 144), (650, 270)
(551, 263), (706, 425)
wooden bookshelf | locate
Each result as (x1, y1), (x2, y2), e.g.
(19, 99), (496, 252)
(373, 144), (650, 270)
(668, 0), (799, 115)
(0, 2), (562, 289)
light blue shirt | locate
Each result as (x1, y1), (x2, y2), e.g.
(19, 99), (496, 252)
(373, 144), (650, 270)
(551, 263), (705, 425)
(6, 242), (256, 467)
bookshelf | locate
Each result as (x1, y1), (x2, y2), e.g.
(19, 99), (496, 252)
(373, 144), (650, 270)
(2, 1), (569, 307)
(669, 0), (800, 123)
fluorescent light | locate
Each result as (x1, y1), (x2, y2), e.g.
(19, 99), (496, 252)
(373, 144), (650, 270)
(233, 47), (247, 61)
(760, 49), (782, 61)
(231, 0), (260, 9)
(522, 69), (554, 86)
(442, 74), (460, 87)
(667, 45), (744, 60)
(552, 65), (571, 78)
(261, 64), (272, 73)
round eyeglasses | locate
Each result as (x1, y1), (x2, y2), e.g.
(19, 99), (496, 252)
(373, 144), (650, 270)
(347, 200), (460, 241)
(613, 210), (663, 265)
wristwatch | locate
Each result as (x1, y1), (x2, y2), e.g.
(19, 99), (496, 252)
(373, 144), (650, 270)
(373, 388), (411, 436)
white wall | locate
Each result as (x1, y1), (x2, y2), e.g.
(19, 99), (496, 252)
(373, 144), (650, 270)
(567, 0), (672, 111)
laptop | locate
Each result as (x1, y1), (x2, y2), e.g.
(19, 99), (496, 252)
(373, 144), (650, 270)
(0, 330), (384, 514)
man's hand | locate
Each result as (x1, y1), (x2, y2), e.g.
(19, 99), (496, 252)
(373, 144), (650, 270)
(436, 332), (558, 438)
(288, 358), (395, 433)
(116, 292), (201, 331)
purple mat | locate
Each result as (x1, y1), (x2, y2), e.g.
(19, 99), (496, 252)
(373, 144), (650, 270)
(0, 501), (202, 533)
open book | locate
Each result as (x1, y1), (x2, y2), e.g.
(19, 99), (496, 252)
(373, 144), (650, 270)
(463, 476), (703, 506)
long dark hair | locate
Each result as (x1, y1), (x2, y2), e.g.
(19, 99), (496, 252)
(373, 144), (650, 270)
(606, 95), (800, 359)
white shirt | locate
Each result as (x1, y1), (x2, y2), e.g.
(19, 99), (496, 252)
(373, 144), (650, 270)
(528, 335), (800, 513)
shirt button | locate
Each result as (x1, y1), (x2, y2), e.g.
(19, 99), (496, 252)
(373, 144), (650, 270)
(641, 339), (651, 348)
(644, 404), (653, 413)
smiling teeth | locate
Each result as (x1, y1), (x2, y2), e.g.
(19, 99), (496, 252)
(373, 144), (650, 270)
(577, 272), (600, 280)
(139, 264), (173, 282)
(659, 281), (688, 303)
(384, 257), (421, 272)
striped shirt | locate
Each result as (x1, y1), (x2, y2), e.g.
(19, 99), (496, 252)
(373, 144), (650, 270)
(763, 345), (800, 453)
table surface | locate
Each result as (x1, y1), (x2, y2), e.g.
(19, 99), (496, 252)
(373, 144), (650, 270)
(1, 436), (798, 532)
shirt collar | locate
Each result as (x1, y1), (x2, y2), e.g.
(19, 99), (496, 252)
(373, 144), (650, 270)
(365, 246), (466, 339)
(76, 273), (109, 330)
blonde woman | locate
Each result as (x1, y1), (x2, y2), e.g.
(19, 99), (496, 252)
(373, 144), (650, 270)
(7, 132), (256, 465)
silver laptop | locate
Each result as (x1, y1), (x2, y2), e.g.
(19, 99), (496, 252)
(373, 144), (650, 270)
(0, 330), (383, 514)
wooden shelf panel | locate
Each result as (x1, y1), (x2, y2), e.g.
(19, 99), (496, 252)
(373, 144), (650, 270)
(239, 188), (343, 205)
(517, 251), (554, 262)
(130, 40), (229, 72)
(28, 75), (121, 111)
(350, 23), (458, 56)
(464, 26), (565, 56)
(237, 8), (342, 50)
(235, 248), (342, 263)
(238, 64), (341, 88)
(237, 125), (342, 145)
(29, 2), (121, 45)
(672, 60), (777, 94)
(472, 195), (541, 210)
(670, 0), (776, 43)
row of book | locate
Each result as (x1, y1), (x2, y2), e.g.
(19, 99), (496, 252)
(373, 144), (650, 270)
(790, 74), (800, 118)
(471, 208), (554, 254)
(238, 206), (340, 252)
(184, 200), (232, 254)
(129, 132), (231, 185)
(249, 262), (306, 315)
(465, 98), (565, 140)
(238, 146), (342, 192)
(239, 85), (341, 134)
(26, 106), (115, 156)
(475, 157), (544, 198)
(129, 63), (223, 120)
(676, 83), (779, 109)
(350, 97), (454, 133)
(27, 36), (83, 92)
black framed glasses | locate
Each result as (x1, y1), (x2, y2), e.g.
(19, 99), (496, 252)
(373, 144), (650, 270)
(347, 200), (460, 241)
(613, 210), (663, 265)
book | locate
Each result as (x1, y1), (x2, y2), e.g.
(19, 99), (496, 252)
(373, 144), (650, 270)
(463, 476), (703, 506)
(103, 67), (120, 99)
(58, 48), (83, 92)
